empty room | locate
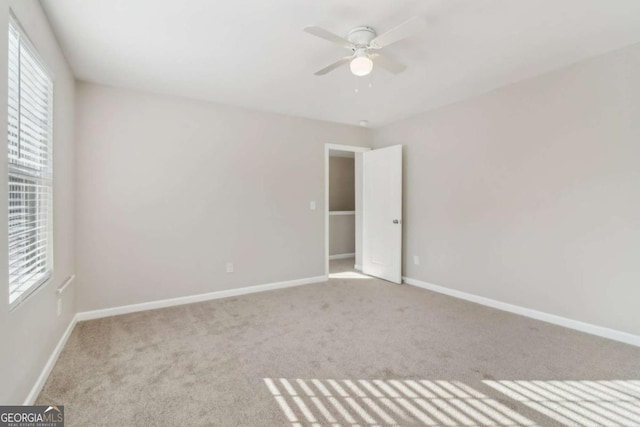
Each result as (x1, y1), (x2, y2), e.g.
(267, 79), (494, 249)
(1, 0), (640, 426)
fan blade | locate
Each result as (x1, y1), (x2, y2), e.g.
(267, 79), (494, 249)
(371, 53), (406, 74)
(304, 26), (353, 49)
(370, 17), (426, 49)
(314, 56), (352, 76)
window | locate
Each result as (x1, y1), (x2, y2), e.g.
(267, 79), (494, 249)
(7, 17), (53, 307)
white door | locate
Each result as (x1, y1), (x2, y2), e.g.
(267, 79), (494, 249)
(362, 145), (402, 283)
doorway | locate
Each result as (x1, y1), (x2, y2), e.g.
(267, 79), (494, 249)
(324, 143), (403, 283)
(324, 144), (370, 277)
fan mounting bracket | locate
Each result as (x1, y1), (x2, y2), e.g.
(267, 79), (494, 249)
(347, 26), (377, 48)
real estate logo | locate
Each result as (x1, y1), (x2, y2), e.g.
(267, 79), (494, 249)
(0, 405), (64, 427)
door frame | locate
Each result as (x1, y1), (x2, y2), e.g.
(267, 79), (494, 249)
(325, 144), (371, 277)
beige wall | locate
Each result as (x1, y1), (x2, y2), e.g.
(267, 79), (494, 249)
(329, 215), (355, 256)
(374, 43), (640, 336)
(329, 157), (355, 211)
(75, 82), (371, 311)
(0, 1), (76, 404)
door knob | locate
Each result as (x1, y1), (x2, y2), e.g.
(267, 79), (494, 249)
(393, 219), (400, 224)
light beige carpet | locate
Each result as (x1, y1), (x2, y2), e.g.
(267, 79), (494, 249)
(37, 258), (640, 426)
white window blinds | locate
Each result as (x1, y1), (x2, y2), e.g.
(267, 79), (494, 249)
(7, 18), (53, 307)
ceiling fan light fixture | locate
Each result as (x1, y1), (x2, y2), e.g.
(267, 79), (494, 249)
(306, 18), (423, 76)
(350, 55), (373, 76)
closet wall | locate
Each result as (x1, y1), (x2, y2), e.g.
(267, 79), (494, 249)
(329, 156), (355, 257)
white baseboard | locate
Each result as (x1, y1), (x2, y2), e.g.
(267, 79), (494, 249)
(354, 264), (362, 271)
(403, 276), (640, 347)
(24, 314), (78, 405)
(76, 275), (328, 321)
(329, 253), (356, 260)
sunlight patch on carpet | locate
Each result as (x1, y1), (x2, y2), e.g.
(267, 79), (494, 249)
(329, 271), (371, 279)
(484, 380), (640, 427)
(264, 378), (538, 426)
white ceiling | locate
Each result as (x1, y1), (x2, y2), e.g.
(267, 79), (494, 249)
(41, 0), (640, 127)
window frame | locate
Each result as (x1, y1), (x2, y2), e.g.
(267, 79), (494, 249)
(7, 12), (55, 310)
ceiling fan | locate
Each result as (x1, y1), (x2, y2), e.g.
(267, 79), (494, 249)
(304, 17), (426, 77)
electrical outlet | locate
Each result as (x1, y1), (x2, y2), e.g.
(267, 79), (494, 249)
(226, 262), (234, 273)
(57, 298), (62, 316)
(309, 201), (316, 211)
(413, 255), (420, 265)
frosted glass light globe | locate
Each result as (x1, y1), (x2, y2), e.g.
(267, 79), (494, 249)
(350, 56), (373, 76)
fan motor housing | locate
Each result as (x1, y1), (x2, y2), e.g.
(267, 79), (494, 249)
(347, 26), (377, 48)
